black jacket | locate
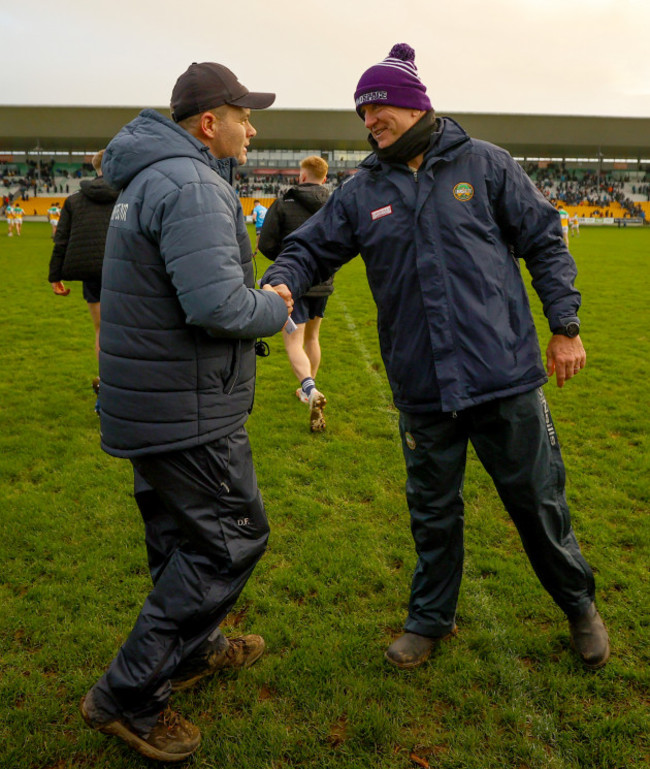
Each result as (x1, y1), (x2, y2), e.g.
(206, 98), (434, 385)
(258, 183), (334, 297)
(48, 177), (119, 282)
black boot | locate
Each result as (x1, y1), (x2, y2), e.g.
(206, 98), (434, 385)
(569, 603), (610, 669)
(385, 628), (457, 669)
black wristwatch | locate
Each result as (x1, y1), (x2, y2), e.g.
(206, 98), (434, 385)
(553, 318), (580, 338)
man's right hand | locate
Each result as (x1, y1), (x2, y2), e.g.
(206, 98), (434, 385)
(51, 281), (70, 296)
(263, 283), (293, 314)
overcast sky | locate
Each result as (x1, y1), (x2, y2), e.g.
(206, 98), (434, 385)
(3, 0), (649, 118)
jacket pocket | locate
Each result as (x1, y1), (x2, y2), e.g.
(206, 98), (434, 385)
(217, 489), (269, 571)
(223, 340), (241, 394)
(506, 296), (521, 364)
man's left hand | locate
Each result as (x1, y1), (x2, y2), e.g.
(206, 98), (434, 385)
(546, 334), (586, 388)
(51, 281), (71, 296)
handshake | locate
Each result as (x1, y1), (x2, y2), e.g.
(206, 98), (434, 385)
(263, 283), (293, 316)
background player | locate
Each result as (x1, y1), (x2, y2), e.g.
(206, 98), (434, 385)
(251, 198), (267, 255)
(12, 201), (25, 236)
(259, 155), (332, 432)
(6, 202), (15, 236)
(47, 202), (61, 237)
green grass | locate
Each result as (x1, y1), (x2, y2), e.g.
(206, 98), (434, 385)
(0, 222), (648, 769)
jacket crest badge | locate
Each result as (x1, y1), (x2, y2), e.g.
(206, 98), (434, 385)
(453, 183), (474, 201)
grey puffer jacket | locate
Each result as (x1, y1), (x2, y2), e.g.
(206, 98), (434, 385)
(99, 109), (287, 458)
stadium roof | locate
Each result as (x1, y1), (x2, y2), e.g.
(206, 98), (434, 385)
(2, 106), (650, 161)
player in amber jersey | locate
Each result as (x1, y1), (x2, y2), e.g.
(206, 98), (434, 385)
(11, 203), (25, 236)
(570, 212), (580, 237)
(6, 204), (15, 236)
(47, 203), (61, 236)
(558, 206), (570, 247)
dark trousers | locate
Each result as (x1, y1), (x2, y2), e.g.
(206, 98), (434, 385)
(399, 388), (595, 637)
(90, 428), (269, 735)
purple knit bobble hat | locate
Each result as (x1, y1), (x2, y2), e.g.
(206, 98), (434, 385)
(354, 43), (432, 118)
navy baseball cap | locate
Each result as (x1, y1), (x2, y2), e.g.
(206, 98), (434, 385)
(171, 62), (275, 122)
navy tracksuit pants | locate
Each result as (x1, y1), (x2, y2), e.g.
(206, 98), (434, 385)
(89, 427), (269, 735)
(398, 388), (595, 637)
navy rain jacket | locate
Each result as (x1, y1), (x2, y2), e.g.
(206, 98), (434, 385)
(262, 117), (581, 413)
(99, 109), (287, 457)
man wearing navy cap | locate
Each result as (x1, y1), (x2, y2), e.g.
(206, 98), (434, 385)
(263, 44), (609, 674)
(80, 62), (290, 762)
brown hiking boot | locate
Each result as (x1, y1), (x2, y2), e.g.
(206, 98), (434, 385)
(308, 389), (327, 432)
(569, 602), (610, 669)
(171, 634), (265, 692)
(80, 692), (200, 763)
(385, 627), (458, 669)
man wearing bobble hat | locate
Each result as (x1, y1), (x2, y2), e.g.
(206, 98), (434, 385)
(263, 44), (609, 671)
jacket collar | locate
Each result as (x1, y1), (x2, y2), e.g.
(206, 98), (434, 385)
(358, 116), (470, 174)
(197, 144), (236, 185)
(104, 108), (237, 190)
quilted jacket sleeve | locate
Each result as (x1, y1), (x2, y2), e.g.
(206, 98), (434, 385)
(156, 179), (287, 339)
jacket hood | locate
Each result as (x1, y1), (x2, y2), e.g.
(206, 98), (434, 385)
(102, 108), (237, 190)
(283, 183), (330, 215)
(79, 176), (120, 203)
(358, 116), (470, 172)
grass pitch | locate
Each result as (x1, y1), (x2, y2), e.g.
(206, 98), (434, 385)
(0, 222), (648, 768)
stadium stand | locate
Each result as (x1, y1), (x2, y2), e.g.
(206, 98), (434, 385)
(2, 107), (649, 225)
(532, 166), (649, 221)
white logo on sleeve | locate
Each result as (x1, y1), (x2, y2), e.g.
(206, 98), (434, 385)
(111, 203), (129, 222)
